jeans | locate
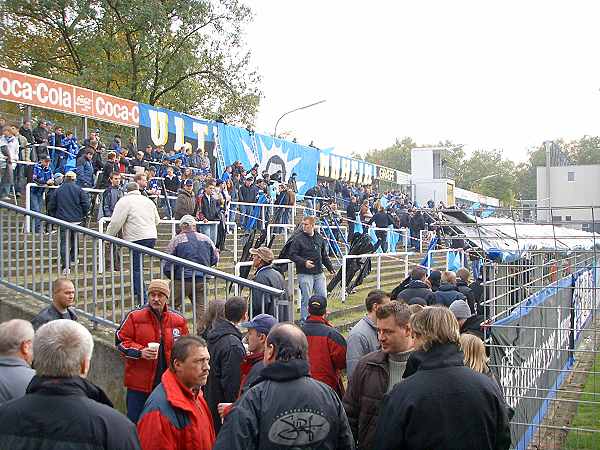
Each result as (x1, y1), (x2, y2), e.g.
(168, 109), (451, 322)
(126, 389), (150, 423)
(197, 223), (217, 243)
(30, 190), (44, 232)
(60, 225), (78, 269)
(241, 204), (254, 228)
(132, 238), (156, 303)
(298, 272), (327, 320)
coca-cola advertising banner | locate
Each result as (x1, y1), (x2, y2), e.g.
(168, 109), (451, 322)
(0, 67), (139, 127)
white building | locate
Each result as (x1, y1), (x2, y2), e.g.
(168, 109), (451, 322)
(411, 147), (500, 208)
(537, 164), (600, 232)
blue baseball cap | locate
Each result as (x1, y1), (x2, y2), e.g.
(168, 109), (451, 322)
(240, 314), (278, 335)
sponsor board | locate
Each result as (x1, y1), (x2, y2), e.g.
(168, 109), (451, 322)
(0, 67), (139, 127)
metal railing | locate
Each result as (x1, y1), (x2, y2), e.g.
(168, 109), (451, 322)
(234, 259), (296, 322)
(96, 218), (234, 272)
(0, 201), (284, 334)
(340, 251), (414, 303)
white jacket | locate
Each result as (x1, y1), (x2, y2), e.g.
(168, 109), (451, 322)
(105, 191), (160, 242)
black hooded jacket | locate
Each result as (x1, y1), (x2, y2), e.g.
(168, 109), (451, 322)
(213, 359), (354, 450)
(0, 376), (140, 449)
(375, 343), (511, 450)
(396, 280), (436, 305)
(205, 319), (246, 432)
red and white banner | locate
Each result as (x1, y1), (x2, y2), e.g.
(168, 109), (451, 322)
(0, 67), (139, 127)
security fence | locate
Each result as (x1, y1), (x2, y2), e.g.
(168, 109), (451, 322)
(446, 206), (600, 450)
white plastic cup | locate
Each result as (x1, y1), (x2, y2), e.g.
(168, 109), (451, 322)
(147, 342), (159, 358)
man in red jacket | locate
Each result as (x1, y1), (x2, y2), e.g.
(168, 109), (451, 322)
(301, 295), (347, 398)
(115, 279), (189, 423)
(137, 335), (215, 450)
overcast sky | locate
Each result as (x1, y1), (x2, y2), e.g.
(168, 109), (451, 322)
(244, 1), (600, 162)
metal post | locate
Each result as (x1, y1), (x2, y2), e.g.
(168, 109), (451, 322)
(376, 255), (381, 289)
(341, 255), (347, 303)
(83, 117), (88, 138)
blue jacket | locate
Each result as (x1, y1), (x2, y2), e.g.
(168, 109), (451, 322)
(75, 159), (94, 188)
(47, 181), (91, 222)
(32, 164), (53, 187)
(164, 231), (219, 279)
(433, 283), (466, 307)
(60, 137), (79, 159)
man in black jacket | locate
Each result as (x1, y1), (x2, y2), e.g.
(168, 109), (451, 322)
(288, 215), (335, 321)
(433, 271), (467, 307)
(47, 171), (91, 275)
(375, 307), (510, 450)
(213, 323), (354, 450)
(0, 319), (141, 450)
(206, 296), (247, 433)
(397, 267), (436, 305)
(239, 177), (259, 227)
(346, 195), (360, 240)
(368, 206), (395, 252)
(31, 278), (78, 330)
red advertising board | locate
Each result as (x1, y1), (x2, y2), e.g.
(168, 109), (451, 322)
(0, 67), (139, 127)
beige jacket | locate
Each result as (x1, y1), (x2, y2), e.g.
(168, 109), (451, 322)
(105, 190), (160, 242)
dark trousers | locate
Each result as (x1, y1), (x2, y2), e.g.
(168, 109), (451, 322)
(60, 225), (78, 269)
(126, 389), (150, 423)
(373, 230), (388, 253)
(132, 238), (156, 303)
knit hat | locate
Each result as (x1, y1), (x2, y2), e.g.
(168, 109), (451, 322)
(148, 279), (170, 298)
(449, 299), (472, 320)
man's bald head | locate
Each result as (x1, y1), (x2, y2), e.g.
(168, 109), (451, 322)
(266, 323), (308, 363)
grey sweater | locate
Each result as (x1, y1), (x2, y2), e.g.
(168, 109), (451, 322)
(0, 356), (35, 404)
(346, 315), (379, 379)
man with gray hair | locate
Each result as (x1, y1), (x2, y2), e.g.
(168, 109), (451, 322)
(213, 323), (354, 450)
(106, 181), (160, 303)
(0, 320), (141, 449)
(164, 214), (219, 324)
(0, 319), (35, 404)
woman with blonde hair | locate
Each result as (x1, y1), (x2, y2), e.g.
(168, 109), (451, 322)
(460, 333), (500, 386)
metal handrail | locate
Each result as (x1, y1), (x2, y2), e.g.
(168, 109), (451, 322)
(2, 201), (281, 293)
(0, 201), (284, 332)
(340, 251), (415, 303)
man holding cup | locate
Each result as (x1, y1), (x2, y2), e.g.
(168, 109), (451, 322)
(116, 279), (189, 423)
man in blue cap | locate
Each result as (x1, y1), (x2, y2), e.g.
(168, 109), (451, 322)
(216, 313), (278, 422)
(240, 313), (278, 394)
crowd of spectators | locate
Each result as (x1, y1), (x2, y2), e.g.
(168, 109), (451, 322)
(0, 262), (509, 449)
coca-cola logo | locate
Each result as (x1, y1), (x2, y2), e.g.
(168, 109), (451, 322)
(75, 94), (93, 112)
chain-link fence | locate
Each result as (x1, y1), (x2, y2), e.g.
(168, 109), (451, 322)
(443, 206), (600, 450)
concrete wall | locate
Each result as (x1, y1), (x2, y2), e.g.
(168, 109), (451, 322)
(0, 285), (126, 412)
(537, 165), (600, 229)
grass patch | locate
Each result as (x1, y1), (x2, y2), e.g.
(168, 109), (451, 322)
(565, 352), (600, 449)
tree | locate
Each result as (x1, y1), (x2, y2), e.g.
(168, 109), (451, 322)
(458, 149), (517, 204)
(362, 137), (416, 173)
(1, 0), (261, 124)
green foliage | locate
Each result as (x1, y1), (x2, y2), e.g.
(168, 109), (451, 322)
(363, 137), (416, 173)
(457, 149), (517, 204)
(1, 0), (261, 124)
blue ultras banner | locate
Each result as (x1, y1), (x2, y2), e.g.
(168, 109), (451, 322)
(137, 103), (215, 151)
(217, 123), (319, 195)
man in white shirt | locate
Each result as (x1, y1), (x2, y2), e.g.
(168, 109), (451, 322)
(106, 182), (160, 303)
